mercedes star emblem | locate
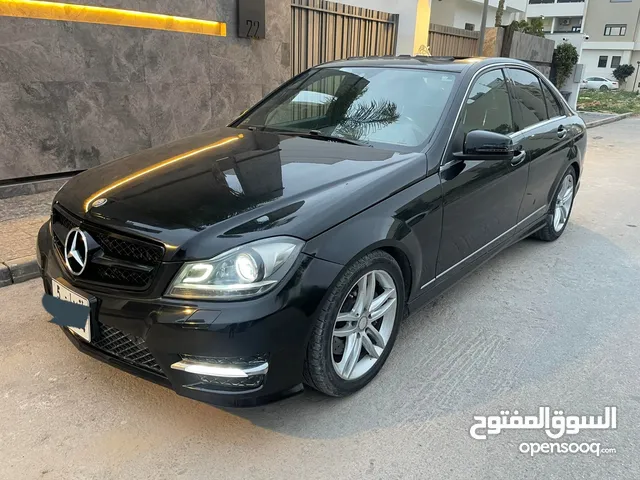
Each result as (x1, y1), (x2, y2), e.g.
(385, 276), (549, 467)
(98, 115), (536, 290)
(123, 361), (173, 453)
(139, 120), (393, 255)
(91, 198), (108, 208)
(64, 227), (89, 276)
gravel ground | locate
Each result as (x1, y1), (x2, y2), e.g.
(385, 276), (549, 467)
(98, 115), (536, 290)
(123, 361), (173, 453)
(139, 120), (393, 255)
(0, 119), (639, 479)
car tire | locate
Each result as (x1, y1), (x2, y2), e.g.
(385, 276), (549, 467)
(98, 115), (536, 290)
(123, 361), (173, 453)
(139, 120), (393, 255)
(303, 250), (405, 397)
(599, 85), (609, 91)
(533, 166), (577, 242)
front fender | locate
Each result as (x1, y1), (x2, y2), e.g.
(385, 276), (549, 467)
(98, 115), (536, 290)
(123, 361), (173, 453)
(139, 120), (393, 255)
(302, 174), (443, 301)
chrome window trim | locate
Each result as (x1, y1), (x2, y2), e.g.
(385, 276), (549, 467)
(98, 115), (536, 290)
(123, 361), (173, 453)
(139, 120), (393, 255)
(420, 205), (547, 290)
(508, 116), (566, 139)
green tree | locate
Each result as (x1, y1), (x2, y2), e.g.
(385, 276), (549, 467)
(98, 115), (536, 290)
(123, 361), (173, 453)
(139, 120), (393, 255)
(552, 42), (579, 89)
(510, 18), (545, 37)
(612, 64), (635, 85)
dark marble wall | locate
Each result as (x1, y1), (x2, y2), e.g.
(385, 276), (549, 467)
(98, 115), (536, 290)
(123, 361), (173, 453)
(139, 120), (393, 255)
(0, 0), (292, 184)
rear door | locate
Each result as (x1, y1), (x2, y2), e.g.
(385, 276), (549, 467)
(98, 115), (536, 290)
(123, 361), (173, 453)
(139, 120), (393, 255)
(505, 67), (574, 229)
(435, 68), (529, 276)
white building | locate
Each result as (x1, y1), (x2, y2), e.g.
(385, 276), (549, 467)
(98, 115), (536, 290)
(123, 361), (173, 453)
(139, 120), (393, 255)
(431, 0), (527, 32)
(525, 0), (587, 49)
(342, 0), (528, 55)
(580, 0), (640, 90)
(339, 0), (432, 55)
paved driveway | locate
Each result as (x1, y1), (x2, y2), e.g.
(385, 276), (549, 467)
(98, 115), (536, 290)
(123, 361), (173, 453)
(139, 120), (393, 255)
(1, 119), (639, 479)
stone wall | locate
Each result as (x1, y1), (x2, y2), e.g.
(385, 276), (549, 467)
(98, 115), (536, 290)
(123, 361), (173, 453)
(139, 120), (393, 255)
(0, 0), (291, 193)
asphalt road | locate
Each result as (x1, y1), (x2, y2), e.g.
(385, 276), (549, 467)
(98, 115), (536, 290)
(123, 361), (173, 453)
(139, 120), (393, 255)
(1, 119), (639, 480)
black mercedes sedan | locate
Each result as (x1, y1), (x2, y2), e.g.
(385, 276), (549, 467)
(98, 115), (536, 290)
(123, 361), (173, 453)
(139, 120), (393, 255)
(37, 57), (586, 407)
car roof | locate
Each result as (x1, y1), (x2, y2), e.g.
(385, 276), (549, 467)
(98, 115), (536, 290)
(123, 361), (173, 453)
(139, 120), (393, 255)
(315, 56), (536, 73)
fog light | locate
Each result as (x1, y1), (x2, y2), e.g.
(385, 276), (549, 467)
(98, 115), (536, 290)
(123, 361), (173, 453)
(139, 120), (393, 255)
(171, 355), (269, 393)
(170, 355), (268, 378)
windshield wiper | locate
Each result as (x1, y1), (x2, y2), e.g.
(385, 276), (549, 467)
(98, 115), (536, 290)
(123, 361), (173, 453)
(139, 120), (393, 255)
(239, 126), (371, 147)
(299, 130), (370, 147)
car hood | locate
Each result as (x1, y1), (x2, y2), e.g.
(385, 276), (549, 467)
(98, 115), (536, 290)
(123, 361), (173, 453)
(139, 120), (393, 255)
(55, 128), (426, 261)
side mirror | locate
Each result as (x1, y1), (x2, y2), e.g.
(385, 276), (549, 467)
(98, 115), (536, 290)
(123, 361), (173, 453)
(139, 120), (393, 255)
(459, 130), (515, 161)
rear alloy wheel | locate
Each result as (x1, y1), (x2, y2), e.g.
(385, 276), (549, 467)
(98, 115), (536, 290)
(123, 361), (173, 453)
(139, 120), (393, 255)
(534, 166), (576, 242)
(303, 251), (404, 396)
(553, 173), (575, 233)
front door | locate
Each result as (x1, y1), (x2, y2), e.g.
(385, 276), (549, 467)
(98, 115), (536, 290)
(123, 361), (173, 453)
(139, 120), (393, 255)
(436, 68), (529, 276)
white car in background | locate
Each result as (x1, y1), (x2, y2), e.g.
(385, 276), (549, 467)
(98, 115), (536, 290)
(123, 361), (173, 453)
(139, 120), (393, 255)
(581, 77), (619, 91)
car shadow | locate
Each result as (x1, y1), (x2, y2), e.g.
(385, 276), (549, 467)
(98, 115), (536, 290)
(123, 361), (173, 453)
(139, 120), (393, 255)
(224, 223), (640, 438)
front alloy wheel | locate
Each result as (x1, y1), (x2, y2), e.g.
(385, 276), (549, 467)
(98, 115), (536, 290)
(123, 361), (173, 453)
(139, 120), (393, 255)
(331, 270), (397, 380)
(303, 250), (404, 397)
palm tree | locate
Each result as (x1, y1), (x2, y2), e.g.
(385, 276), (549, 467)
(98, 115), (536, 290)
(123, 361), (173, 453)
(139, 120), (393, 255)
(325, 82), (400, 141)
(495, 0), (506, 27)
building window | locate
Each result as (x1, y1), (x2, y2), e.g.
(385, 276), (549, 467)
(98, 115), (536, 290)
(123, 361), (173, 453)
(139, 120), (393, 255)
(611, 56), (621, 68)
(528, 0), (555, 4)
(464, 23), (475, 31)
(598, 56), (608, 68)
(604, 24), (627, 36)
(571, 26), (581, 32)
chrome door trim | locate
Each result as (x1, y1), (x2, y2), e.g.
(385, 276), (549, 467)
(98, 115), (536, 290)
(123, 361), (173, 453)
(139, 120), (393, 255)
(420, 205), (547, 290)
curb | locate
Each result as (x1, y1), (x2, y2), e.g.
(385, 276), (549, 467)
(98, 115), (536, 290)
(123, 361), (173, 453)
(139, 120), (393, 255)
(585, 112), (634, 129)
(1, 255), (40, 287)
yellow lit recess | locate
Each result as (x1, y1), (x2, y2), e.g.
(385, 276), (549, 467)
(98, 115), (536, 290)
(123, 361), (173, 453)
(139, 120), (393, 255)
(0, 0), (227, 36)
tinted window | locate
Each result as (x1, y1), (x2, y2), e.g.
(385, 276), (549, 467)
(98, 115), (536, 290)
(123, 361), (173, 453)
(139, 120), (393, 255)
(508, 69), (548, 130)
(598, 56), (608, 68)
(460, 69), (513, 136)
(239, 67), (457, 149)
(540, 81), (564, 118)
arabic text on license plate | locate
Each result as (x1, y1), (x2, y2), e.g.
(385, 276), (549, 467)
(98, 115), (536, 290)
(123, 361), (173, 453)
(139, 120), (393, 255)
(51, 279), (91, 342)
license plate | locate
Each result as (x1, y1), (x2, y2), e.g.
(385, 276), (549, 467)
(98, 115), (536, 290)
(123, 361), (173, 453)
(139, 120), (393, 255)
(51, 279), (91, 342)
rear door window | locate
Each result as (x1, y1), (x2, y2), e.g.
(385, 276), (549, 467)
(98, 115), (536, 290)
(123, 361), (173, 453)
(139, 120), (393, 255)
(507, 69), (548, 131)
(540, 81), (565, 119)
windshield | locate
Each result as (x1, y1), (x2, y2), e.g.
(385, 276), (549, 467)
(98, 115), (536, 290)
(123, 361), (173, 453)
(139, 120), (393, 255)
(236, 67), (457, 150)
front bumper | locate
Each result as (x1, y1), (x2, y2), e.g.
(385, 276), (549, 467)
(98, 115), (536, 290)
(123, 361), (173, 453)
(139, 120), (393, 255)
(37, 221), (343, 407)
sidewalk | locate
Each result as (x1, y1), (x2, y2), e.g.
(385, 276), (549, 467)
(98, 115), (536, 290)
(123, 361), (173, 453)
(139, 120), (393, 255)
(0, 191), (54, 287)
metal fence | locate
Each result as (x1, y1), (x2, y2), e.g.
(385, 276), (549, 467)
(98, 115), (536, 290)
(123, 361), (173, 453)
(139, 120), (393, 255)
(428, 23), (479, 57)
(291, 0), (399, 75)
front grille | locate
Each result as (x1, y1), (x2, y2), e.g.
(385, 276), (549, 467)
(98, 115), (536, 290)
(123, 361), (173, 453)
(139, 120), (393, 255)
(93, 232), (163, 264)
(51, 206), (164, 289)
(92, 322), (165, 377)
(95, 265), (153, 287)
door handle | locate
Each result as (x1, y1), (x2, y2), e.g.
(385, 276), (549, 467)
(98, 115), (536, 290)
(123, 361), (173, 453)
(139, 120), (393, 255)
(557, 126), (568, 139)
(510, 149), (526, 166)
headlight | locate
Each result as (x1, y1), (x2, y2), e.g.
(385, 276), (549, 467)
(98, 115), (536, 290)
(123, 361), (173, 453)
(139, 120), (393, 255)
(166, 237), (304, 300)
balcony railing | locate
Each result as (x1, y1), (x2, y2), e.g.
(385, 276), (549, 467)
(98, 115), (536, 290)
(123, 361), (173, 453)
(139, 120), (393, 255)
(529, 0), (584, 4)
